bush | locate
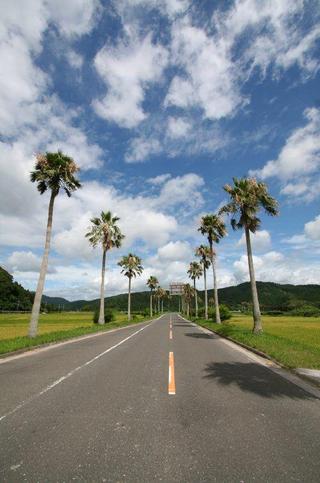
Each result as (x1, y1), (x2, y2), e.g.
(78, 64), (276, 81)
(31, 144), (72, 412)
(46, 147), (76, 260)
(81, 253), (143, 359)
(93, 308), (115, 324)
(197, 304), (231, 321)
(288, 305), (320, 317)
(218, 304), (232, 321)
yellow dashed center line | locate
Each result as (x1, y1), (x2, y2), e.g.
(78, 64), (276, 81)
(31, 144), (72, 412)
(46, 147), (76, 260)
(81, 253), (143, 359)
(168, 351), (176, 395)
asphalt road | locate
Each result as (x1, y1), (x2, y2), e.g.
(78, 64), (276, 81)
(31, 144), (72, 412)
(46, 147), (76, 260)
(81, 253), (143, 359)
(1, 314), (320, 482)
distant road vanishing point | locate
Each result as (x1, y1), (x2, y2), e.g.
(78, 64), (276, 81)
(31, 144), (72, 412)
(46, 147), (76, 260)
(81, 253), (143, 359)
(1, 314), (320, 482)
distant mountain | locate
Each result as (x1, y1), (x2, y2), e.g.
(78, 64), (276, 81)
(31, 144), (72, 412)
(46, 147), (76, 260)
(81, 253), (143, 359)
(1, 266), (320, 312)
(44, 281), (320, 312)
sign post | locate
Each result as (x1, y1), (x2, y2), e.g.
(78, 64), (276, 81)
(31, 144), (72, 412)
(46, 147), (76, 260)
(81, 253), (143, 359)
(169, 283), (185, 313)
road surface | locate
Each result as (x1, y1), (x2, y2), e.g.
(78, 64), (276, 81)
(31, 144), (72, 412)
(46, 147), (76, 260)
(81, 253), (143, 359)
(1, 314), (320, 482)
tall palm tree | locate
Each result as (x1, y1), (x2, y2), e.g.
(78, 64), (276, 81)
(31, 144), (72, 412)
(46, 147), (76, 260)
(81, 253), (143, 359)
(187, 261), (203, 318)
(86, 211), (124, 325)
(198, 214), (227, 324)
(183, 283), (195, 318)
(220, 177), (278, 334)
(29, 151), (81, 338)
(118, 253), (143, 321)
(147, 276), (158, 317)
(195, 245), (211, 320)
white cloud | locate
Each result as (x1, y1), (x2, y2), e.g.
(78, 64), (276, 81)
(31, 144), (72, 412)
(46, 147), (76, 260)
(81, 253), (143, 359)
(6, 251), (56, 274)
(47, 0), (100, 38)
(66, 50), (83, 69)
(114, 0), (189, 20)
(251, 108), (320, 181)
(147, 174), (171, 185)
(125, 118), (227, 161)
(233, 249), (320, 285)
(157, 240), (192, 261)
(305, 215), (320, 241)
(167, 117), (191, 138)
(156, 173), (205, 211)
(165, 1), (320, 121)
(93, 33), (168, 128)
(0, 0), (100, 137)
(125, 137), (161, 163)
(166, 20), (243, 120)
(237, 230), (271, 252)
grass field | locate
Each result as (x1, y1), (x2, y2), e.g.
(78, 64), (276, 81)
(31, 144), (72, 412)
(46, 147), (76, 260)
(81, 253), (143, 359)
(195, 314), (320, 369)
(0, 311), (151, 355)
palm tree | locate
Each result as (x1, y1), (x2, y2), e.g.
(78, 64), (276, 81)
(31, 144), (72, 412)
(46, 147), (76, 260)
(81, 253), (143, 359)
(28, 151), (81, 338)
(147, 276), (158, 317)
(220, 177), (278, 334)
(198, 214), (227, 324)
(195, 245), (211, 320)
(118, 253), (143, 321)
(187, 261), (203, 318)
(183, 283), (195, 318)
(155, 286), (163, 313)
(86, 211), (124, 325)
(159, 288), (168, 313)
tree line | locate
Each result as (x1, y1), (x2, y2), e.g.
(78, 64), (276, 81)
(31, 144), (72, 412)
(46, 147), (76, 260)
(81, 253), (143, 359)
(28, 151), (278, 338)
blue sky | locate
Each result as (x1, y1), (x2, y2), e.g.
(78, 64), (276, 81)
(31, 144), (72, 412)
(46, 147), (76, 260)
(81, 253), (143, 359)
(1, 0), (320, 300)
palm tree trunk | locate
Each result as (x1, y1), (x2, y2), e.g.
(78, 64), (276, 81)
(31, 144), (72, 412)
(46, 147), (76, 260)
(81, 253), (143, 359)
(29, 191), (56, 338)
(245, 226), (262, 333)
(194, 279), (198, 318)
(150, 291), (153, 317)
(161, 300), (163, 313)
(158, 297), (160, 313)
(204, 266), (208, 320)
(128, 276), (132, 321)
(98, 248), (106, 325)
(210, 243), (221, 324)
(187, 301), (190, 318)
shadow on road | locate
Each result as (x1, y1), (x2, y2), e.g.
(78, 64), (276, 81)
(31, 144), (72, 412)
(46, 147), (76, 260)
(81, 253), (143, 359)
(204, 362), (316, 400)
(185, 332), (216, 339)
(174, 323), (193, 327)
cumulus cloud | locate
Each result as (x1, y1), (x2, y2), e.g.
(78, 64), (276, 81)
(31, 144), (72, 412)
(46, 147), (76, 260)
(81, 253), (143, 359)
(125, 137), (162, 162)
(6, 251), (56, 274)
(93, 33), (168, 128)
(233, 250), (320, 285)
(0, 1), (103, 237)
(305, 215), (320, 241)
(237, 230), (271, 252)
(165, 20), (243, 120)
(147, 174), (171, 185)
(165, 1), (320, 121)
(167, 117), (191, 138)
(156, 173), (205, 211)
(251, 108), (320, 181)
(113, 0), (189, 20)
(1, 172), (204, 262)
(157, 240), (192, 261)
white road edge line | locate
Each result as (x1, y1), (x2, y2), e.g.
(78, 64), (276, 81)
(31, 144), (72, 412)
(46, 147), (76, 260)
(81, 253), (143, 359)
(177, 314), (320, 399)
(0, 318), (160, 423)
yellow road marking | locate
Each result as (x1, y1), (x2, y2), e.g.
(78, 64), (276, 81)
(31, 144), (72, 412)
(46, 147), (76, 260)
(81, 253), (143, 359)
(168, 351), (176, 395)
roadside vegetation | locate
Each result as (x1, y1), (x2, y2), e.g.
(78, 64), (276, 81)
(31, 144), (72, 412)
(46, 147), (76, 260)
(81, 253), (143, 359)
(0, 311), (153, 355)
(195, 313), (320, 369)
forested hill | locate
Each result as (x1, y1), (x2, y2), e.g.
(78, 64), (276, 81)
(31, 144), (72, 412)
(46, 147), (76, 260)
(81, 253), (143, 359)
(0, 267), (34, 311)
(62, 282), (320, 312)
(1, 265), (320, 312)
